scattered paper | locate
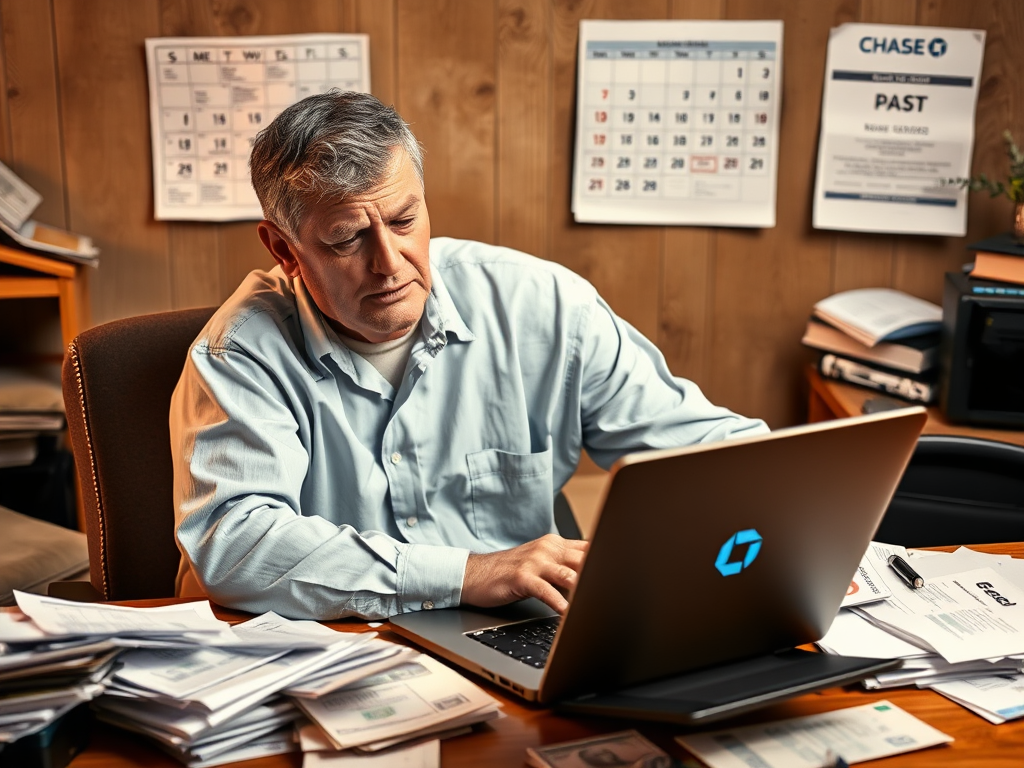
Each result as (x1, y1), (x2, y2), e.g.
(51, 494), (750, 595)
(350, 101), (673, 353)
(302, 737), (440, 766)
(856, 567), (1024, 664)
(931, 674), (1024, 724)
(13, 593), (229, 639)
(114, 646), (290, 700)
(296, 654), (500, 751)
(677, 700), (952, 767)
(841, 553), (892, 608)
(818, 609), (928, 660)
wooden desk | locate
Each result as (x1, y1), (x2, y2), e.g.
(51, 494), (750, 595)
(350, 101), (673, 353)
(807, 367), (1024, 447)
(69, 541), (1024, 767)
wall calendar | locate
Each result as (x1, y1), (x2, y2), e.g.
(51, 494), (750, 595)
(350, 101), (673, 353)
(572, 20), (783, 228)
(145, 34), (370, 222)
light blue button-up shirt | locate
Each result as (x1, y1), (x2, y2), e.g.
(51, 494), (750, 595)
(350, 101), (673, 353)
(170, 238), (768, 620)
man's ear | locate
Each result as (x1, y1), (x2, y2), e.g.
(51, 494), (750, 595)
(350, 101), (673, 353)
(257, 220), (301, 278)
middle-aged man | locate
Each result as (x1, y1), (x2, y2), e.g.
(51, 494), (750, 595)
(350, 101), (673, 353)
(170, 90), (768, 621)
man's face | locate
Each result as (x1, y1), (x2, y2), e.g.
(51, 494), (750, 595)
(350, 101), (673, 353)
(258, 148), (431, 343)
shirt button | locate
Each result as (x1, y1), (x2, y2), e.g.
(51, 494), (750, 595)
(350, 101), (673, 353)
(406, 516), (418, 528)
(422, 600), (434, 610)
(390, 452), (402, 464)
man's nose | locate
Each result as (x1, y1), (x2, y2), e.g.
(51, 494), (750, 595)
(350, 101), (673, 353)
(368, 230), (403, 276)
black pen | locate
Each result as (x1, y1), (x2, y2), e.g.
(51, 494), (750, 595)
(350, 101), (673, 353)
(887, 554), (924, 589)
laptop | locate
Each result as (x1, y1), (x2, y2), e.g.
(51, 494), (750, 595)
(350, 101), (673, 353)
(390, 409), (927, 723)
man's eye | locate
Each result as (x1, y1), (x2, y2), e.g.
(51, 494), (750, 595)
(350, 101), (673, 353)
(332, 236), (359, 251)
(392, 218), (415, 229)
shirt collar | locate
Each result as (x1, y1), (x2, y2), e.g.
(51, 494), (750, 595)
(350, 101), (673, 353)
(421, 260), (475, 351)
(291, 269), (354, 377)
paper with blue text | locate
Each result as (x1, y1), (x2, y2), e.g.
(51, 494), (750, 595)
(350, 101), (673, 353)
(813, 24), (985, 235)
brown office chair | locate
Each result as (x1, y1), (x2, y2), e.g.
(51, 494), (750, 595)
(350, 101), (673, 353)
(62, 307), (216, 601)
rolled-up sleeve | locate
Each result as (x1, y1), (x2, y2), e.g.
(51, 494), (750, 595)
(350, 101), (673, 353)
(171, 342), (468, 621)
(578, 296), (769, 468)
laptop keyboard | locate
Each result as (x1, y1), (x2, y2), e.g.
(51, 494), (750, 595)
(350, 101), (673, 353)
(467, 616), (561, 668)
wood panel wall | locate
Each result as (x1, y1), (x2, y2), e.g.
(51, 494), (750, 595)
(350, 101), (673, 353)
(0, 0), (1020, 430)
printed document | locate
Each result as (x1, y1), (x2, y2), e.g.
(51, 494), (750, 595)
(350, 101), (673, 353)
(13, 593), (228, 638)
(856, 567), (1024, 664)
(677, 700), (952, 767)
(302, 736), (440, 767)
(931, 675), (1024, 724)
(841, 551), (892, 608)
(296, 653), (500, 750)
(0, 161), (41, 230)
(813, 24), (985, 235)
(818, 609), (927, 659)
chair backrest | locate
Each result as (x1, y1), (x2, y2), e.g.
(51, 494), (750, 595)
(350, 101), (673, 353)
(63, 307), (216, 600)
(874, 434), (1024, 548)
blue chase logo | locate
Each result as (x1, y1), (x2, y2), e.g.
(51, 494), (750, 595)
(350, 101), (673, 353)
(715, 529), (762, 576)
(857, 36), (948, 57)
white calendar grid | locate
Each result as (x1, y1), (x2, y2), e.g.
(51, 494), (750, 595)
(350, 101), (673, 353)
(572, 21), (783, 228)
(146, 34), (370, 222)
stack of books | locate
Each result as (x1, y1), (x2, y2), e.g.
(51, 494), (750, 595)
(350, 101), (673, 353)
(967, 232), (1024, 288)
(802, 287), (943, 404)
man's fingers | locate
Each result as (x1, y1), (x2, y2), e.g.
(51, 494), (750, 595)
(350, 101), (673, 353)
(561, 538), (589, 551)
(528, 576), (569, 615)
(461, 535), (590, 611)
(543, 563), (579, 592)
(560, 547), (587, 571)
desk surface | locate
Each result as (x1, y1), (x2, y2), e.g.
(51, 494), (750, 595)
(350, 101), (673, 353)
(67, 541), (1024, 767)
(807, 367), (1024, 447)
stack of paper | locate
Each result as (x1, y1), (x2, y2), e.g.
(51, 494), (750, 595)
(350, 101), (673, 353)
(92, 613), (414, 766)
(1, 592), (237, 745)
(0, 615), (116, 744)
(296, 653), (502, 754)
(3, 593), (422, 766)
(4, 593), (502, 763)
(301, 731), (441, 767)
(818, 543), (1024, 723)
(0, 367), (66, 469)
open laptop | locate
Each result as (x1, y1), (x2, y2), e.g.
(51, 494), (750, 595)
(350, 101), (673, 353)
(390, 409), (927, 723)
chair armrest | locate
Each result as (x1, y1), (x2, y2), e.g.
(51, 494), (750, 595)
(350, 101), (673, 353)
(47, 580), (104, 603)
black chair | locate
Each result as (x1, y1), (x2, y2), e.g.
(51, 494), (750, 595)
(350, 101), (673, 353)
(873, 435), (1024, 548)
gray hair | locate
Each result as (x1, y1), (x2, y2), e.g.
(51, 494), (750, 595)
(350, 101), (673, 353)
(249, 90), (424, 237)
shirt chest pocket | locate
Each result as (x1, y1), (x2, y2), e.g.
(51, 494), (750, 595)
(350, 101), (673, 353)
(467, 445), (555, 549)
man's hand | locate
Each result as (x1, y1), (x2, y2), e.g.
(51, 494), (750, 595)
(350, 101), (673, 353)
(460, 534), (589, 615)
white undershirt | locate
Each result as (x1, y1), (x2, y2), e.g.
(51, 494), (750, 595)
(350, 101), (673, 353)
(337, 324), (419, 391)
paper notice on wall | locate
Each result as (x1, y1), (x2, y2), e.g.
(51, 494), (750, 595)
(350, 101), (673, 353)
(812, 24), (985, 236)
(571, 19), (784, 228)
(145, 34), (370, 222)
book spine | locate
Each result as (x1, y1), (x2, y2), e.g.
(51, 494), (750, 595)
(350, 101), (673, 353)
(819, 354), (936, 404)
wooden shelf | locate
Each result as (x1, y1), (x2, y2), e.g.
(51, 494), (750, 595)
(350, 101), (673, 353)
(807, 366), (1024, 447)
(0, 243), (91, 530)
(0, 243), (89, 351)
